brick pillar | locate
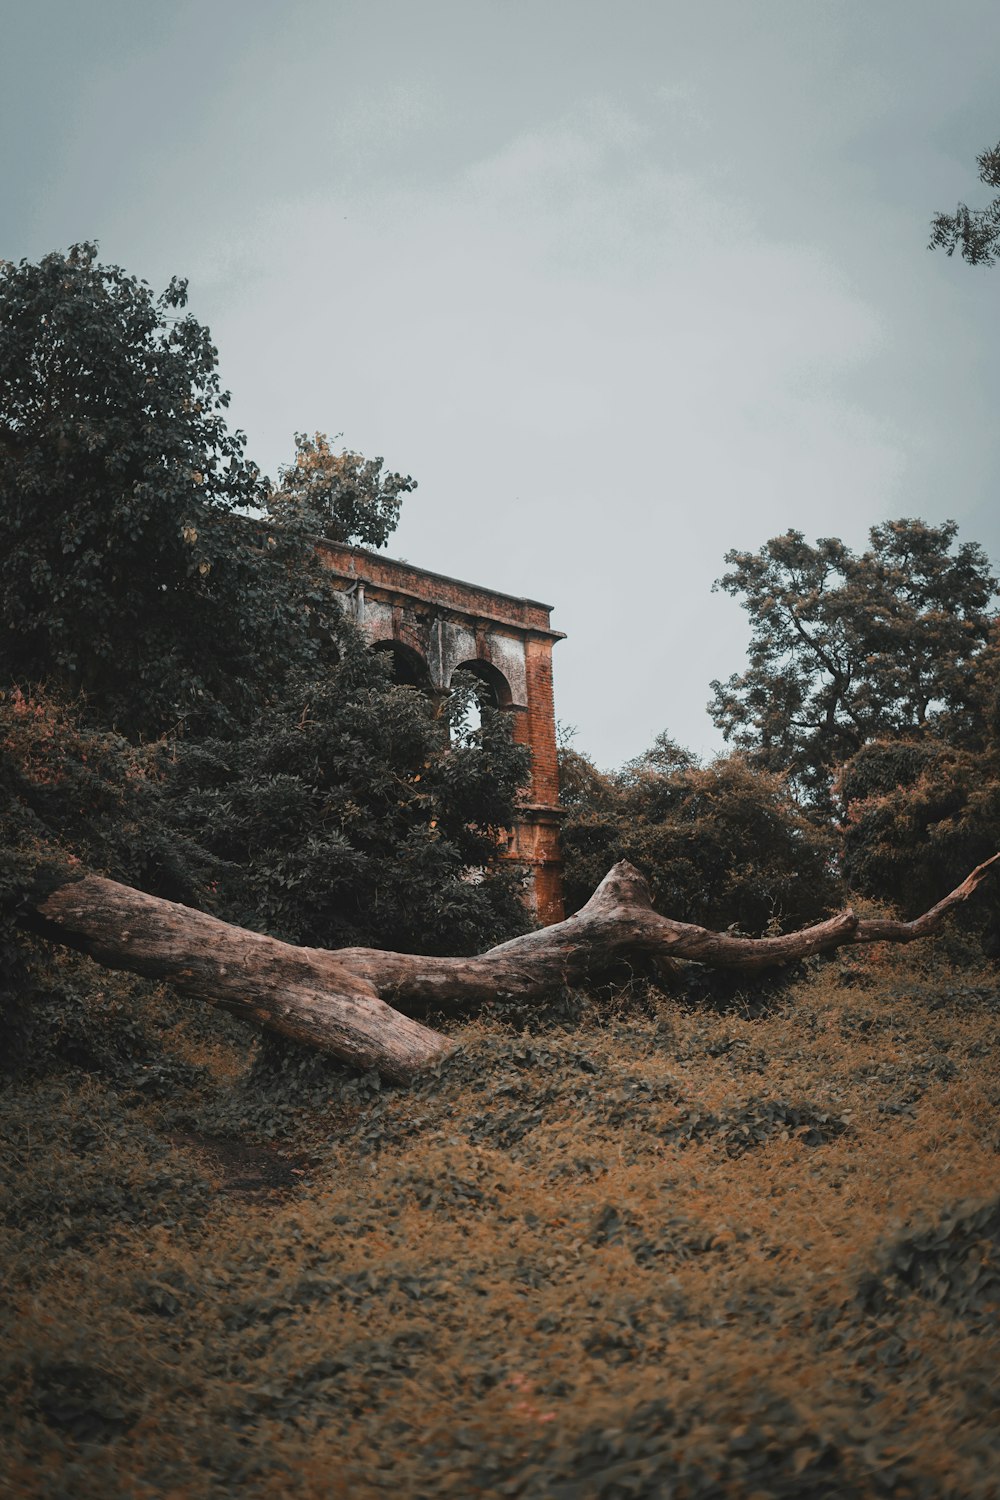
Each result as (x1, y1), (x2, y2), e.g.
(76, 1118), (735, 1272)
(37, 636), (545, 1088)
(508, 631), (564, 925)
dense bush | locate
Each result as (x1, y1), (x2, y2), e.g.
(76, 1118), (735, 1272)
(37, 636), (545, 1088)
(0, 685), (212, 1071)
(839, 737), (1000, 948)
(167, 657), (530, 955)
(835, 625), (1000, 947)
(559, 734), (841, 934)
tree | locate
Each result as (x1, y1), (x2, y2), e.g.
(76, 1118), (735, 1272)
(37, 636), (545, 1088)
(559, 734), (841, 936)
(930, 141), (1000, 267)
(272, 431), (416, 549)
(0, 244), (319, 737)
(166, 651), (531, 957)
(709, 519), (998, 808)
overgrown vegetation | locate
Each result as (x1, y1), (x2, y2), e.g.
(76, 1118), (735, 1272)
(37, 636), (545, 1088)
(0, 245), (532, 996)
(2, 941), (998, 1497)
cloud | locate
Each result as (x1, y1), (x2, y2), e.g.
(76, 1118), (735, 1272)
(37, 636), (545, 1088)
(172, 101), (907, 765)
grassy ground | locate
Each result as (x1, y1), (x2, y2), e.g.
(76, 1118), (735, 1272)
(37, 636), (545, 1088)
(2, 937), (999, 1499)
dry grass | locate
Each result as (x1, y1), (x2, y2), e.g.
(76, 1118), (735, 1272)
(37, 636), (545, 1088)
(2, 945), (999, 1498)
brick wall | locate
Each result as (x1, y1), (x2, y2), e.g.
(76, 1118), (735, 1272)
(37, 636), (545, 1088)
(317, 541), (554, 634)
(509, 634), (564, 924)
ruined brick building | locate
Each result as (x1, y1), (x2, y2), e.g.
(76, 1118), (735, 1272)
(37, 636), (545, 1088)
(318, 541), (565, 924)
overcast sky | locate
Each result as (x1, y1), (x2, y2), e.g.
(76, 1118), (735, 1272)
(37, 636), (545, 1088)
(4, 1), (999, 767)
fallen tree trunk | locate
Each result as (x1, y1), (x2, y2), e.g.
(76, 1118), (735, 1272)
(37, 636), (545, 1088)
(30, 855), (1000, 1084)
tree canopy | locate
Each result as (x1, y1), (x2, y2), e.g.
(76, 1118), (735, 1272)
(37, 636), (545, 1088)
(0, 243), (295, 737)
(930, 141), (1000, 267)
(709, 519), (998, 808)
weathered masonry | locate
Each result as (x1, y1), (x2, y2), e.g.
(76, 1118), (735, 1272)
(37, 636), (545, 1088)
(318, 540), (565, 925)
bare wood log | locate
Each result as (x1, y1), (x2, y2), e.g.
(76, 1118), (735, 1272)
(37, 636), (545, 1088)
(31, 855), (999, 1084)
(34, 876), (455, 1084)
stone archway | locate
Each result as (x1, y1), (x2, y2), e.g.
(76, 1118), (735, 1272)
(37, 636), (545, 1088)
(370, 638), (431, 689)
(448, 657), (515, 735)
(318, 541), (565, 924)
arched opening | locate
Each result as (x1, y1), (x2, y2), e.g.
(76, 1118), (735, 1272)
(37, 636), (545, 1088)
(449, 659), (514, 737)
(369, 639), (430, 689)
(451, 659), (513, 708)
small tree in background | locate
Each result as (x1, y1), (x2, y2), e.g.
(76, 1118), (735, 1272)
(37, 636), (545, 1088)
(710, 519), (997, 810)
(272, 431), (416, 550)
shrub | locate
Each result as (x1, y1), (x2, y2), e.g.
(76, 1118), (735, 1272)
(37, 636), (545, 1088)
(560, 737), (841, 935)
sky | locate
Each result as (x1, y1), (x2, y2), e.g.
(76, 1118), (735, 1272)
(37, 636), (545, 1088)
(3, 0), (999, 768)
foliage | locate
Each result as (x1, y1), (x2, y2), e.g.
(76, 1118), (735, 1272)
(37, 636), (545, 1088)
(834, 626), (1000, 948)
(166, 651), (531, 955)
(0, 668), (530, 1065)
(710, 518), (998, 808)
(0, 243), (317, 737)
(838, 735), (1000, 947)
(553, 743), (615, 812)
(272, 430), (416, 550)
(0, 246), (365, 743)
(929, 140), (1000, 266)
(559, 734), (841, 935)
(0, 685), (204, 898)
(0, 684), (222, 1072)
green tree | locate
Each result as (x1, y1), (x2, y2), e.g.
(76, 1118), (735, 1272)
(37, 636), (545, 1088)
(930, 141), (1000, 267)
(166, 653), (529, 956)
(710, 519), (998, 808)
(272, 431), (416, 549)
(0, 243), (338, 738)
(559, 736), (840, 936)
